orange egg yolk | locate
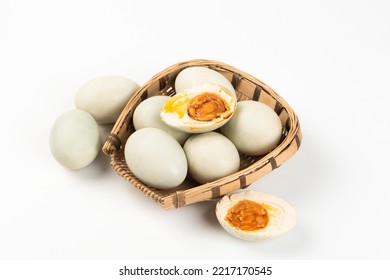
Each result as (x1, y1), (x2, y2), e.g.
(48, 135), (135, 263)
(225, 200), (269, 231)
(162, 95), (189, 118)
(187, 93), (228, 121)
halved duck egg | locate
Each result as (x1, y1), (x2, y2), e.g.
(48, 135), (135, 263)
(161, 83), (236, 133)
(216, 190), (296, 241)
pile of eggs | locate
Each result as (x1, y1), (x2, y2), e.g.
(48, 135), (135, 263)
(128, 67), (283, 188)
(49, 76), (140, 169)
(49, 66), (296, 241)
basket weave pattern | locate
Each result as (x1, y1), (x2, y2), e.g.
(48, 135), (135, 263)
(103, 59), (302, 210)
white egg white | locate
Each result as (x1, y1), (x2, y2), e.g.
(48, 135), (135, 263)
(161, 84), (237, 133)
(215, 190), (296, 241)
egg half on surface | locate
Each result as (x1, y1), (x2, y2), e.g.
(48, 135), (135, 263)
(216, 190), (296, 241)
(161, 84), (236, 133)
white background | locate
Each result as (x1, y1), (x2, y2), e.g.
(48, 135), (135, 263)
(1, 0), (389, 261)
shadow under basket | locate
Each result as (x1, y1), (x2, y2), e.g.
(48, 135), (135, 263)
(102, 59), (302, 210)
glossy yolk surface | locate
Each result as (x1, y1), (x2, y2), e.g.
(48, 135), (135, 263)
(162, 95), (189, 118)
(225, 200), (269, 231)
(187, 93), (228, 121)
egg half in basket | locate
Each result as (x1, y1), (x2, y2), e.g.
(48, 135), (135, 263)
(161, 83), (237, 133)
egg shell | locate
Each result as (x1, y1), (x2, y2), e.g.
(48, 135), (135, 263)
(175, 66), (236, 98)
(183, 132), (240, 184)
(161, 84), (237, 133)
(221, 100), (282, 156)
(124, 127), (188, 189)
(49, 109), (101, 169)
(75, 76), (140, 124)
(215, 190), (296, 241)
(133, 96), (190, 145)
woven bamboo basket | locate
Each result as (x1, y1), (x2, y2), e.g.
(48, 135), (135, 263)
(102, 59), (302, 210)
